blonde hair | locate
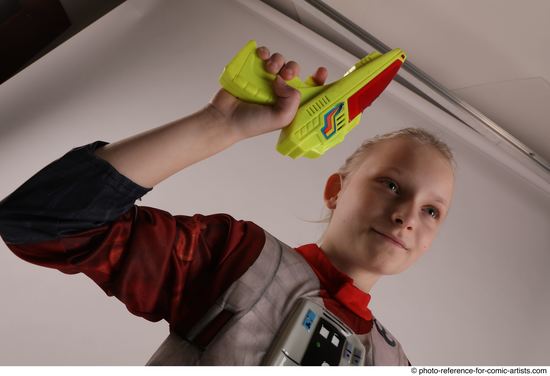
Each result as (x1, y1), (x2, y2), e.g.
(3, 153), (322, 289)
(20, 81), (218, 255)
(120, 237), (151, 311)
(305, 127), (456, 229)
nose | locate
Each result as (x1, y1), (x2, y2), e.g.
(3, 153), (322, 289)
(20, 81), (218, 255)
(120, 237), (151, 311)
(391, 204), (414, 229)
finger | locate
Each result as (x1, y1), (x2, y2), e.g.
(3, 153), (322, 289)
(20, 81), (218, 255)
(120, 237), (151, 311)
(266, 52), (284, 74)
(280, 61), (300, 80)
(256, 46), (270, 61)
(209, 88), (239, 118)
(312, 67), (328, 85)
(272, 76), (301, 124)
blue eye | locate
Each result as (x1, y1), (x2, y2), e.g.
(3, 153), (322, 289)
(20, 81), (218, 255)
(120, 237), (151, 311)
(384, 178), (440, 219)
(426, 207), (439, 219)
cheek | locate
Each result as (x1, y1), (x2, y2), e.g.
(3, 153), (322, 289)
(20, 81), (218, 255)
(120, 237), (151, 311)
(419, 233), (436, 253)
(335, 195), (363, 222)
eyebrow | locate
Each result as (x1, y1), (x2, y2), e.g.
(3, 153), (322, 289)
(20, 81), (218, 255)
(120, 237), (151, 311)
(433, 196), (448, 207)
(385, 167), (448, 207)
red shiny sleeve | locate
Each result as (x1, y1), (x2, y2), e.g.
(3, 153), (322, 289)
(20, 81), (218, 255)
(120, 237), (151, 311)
(6, 205), (265, 335)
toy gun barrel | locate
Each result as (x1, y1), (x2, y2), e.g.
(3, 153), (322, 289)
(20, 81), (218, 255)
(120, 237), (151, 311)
(219, 40), (407, 159)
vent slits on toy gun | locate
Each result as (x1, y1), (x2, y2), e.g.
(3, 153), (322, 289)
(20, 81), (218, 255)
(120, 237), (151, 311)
(219, 40), (407, 159)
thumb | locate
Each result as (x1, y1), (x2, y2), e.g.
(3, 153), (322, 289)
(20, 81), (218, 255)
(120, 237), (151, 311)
(272, 75), (300, 123)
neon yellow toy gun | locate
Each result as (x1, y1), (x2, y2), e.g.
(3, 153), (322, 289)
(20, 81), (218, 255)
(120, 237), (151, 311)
(219, 40), (407, 159)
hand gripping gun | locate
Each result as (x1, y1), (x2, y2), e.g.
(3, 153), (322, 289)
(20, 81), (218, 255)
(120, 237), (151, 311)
(219, 40), (407, 159)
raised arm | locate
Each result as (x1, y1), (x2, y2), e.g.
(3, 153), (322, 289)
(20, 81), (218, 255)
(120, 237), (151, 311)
(0, 45), (327, 331)
(93, 46), (327, 188)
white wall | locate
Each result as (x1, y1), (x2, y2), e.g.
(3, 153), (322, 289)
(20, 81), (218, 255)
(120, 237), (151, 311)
(0, 0), (549, 366)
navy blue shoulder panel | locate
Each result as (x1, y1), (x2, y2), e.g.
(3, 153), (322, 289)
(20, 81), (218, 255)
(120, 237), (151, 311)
(0, 141), (152, 245)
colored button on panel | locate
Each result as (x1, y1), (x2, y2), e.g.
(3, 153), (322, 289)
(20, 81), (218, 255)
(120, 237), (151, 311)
(302, 309), (316, 331)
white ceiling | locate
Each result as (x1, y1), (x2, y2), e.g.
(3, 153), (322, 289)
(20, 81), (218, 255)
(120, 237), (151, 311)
(267, 0), (550, 167)
(18, 0), (550, 170)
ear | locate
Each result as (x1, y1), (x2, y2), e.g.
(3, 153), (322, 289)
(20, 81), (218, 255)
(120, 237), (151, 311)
(323, 173), (344, 210)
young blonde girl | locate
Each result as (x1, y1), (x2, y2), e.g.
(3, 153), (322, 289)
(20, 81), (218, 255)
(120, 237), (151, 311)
(0, 45), (455, 366)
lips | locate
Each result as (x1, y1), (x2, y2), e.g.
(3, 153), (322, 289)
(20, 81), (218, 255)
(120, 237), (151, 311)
(372, 228), (408, 250)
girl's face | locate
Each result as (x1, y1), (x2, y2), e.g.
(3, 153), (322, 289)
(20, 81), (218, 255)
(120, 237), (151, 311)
(320, 137), (455, 283)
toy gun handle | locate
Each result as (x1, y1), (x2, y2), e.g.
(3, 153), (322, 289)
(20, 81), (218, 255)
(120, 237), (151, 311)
(219, 40), (325, 106)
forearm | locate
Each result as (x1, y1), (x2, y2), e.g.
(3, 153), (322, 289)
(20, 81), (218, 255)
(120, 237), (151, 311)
(94, 105), (242, 188)
(0, 103), (242, 244)
(0, 141), (150, 244)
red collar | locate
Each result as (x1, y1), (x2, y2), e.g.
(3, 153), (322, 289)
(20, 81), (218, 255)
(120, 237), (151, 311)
(294, 243), (373, 322)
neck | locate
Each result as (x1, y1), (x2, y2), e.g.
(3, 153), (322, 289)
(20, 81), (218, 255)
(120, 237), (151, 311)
(345, 269), (381, 293)
(318, 241), (381, 293)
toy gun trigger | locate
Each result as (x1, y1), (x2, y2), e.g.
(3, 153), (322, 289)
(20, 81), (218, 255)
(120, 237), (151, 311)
(286, 75), (328, 105)
(285, 76), (308, 89)
(304, 75), (320, 87)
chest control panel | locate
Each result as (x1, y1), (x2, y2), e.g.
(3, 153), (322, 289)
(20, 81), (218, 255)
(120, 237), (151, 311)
(262, 298), (366, 366)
